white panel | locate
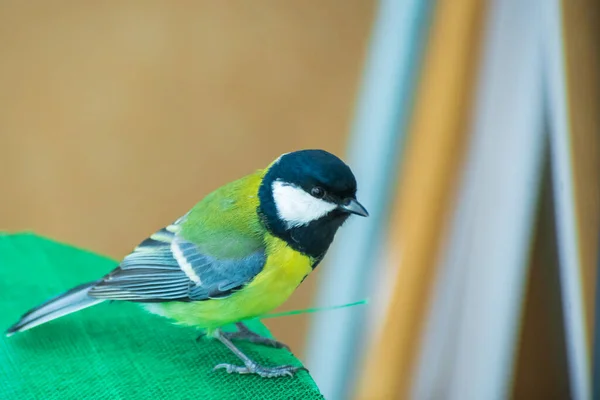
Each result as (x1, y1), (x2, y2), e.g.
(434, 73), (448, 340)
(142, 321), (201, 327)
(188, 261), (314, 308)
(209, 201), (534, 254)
(413, 0), (546, 398)
(544, 1), (591, 398)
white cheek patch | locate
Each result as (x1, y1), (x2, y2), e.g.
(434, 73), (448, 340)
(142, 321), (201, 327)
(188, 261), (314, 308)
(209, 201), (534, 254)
(272, 181), (337, 229)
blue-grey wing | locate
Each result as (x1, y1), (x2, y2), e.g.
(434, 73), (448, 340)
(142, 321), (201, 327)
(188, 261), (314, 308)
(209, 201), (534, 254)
(88, 225), (266, 302)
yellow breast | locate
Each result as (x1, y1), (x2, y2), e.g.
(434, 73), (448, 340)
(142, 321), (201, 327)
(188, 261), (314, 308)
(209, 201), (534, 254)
(239, 234), (313, 316)
(145, 235), (313, 330)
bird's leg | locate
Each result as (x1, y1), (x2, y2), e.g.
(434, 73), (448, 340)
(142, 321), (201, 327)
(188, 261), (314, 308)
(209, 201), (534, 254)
(195, 323), (290, 350)
(213, 329), (306, 378)
(221, 322), (291, 350)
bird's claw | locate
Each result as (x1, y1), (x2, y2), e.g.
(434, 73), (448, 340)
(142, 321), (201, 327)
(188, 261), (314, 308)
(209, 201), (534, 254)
(213, 363), (306, 378)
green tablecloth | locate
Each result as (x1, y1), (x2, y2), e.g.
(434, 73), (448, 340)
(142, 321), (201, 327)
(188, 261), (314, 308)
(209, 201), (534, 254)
(0, 233), (323, 400)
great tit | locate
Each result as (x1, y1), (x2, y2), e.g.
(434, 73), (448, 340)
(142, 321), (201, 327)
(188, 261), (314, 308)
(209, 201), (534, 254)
(6, 149), (368, 378)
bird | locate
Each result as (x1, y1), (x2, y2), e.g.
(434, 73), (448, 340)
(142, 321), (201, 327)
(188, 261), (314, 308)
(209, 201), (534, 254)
(5, 149), (368, 378)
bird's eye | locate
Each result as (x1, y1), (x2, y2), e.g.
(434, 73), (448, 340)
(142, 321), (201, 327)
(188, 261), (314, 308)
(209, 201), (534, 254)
(311, 186), (325, 199)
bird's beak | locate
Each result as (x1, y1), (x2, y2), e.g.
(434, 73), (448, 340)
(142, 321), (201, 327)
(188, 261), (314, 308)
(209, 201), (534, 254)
(339, 198), (369, 217)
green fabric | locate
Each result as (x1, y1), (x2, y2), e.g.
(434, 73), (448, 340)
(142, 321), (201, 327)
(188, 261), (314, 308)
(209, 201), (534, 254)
(0, 233), (324, 400)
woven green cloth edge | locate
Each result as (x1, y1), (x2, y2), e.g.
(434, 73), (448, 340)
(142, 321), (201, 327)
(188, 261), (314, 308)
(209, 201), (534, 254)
(0, 233), (323, 400)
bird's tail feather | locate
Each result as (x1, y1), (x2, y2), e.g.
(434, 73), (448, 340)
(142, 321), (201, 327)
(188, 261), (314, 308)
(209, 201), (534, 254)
(5, 281), (104, 336)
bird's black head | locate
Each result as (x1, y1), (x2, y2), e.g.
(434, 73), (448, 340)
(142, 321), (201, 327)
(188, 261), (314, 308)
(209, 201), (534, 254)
(258, 149), (368, 263)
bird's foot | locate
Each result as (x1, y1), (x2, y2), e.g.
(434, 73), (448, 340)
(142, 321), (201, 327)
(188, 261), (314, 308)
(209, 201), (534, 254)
(213, 362), (306, 378)
(212, 327), (303, 378)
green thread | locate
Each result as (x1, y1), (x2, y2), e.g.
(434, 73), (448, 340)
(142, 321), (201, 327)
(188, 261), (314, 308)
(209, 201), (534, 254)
(256, 299), (368, 320)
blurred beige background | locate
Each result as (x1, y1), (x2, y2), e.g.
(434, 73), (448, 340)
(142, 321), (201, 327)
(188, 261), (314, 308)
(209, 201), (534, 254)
(0, 1), (375, 355)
